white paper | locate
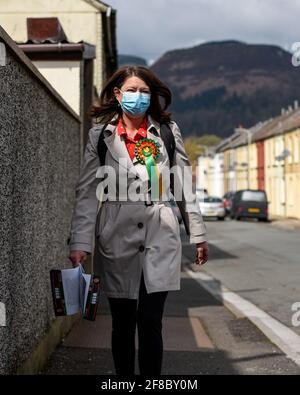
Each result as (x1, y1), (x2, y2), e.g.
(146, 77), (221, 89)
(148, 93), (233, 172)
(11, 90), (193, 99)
(61, 266), (91, 316)
(61, 267), (81, 315)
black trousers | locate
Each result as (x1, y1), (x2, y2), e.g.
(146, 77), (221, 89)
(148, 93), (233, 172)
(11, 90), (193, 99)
(107, 270), (168, 376)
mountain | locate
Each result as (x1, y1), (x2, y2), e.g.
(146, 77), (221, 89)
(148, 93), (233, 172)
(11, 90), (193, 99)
(118, 54), (147, 67)
(151, 40), (300, 137)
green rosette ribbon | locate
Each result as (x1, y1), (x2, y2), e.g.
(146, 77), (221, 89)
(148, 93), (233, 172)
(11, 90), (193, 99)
(134, 138), (162, 200)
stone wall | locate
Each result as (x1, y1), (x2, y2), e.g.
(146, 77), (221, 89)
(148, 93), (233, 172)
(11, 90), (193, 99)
(0, 26), (81, 374)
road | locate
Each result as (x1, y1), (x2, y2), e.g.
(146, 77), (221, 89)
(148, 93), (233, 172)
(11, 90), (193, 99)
(193, 217), (300, 336)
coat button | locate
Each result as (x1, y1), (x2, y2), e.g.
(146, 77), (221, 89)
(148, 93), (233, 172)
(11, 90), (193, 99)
(139, 245), (145, 252)
(138, 222), (143, 229)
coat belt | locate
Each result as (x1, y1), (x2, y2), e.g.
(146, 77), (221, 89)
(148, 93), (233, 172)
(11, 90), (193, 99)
(102, 198), (171, 206)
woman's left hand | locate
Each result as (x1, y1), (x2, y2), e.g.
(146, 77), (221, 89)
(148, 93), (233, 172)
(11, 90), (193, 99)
(195, 241), (209, 266)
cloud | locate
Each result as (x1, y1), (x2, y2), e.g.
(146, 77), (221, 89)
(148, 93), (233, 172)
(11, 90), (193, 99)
(108, 0), (300, 62)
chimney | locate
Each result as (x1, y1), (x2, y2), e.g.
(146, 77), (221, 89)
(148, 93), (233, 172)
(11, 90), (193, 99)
(27, 17), (68, 43)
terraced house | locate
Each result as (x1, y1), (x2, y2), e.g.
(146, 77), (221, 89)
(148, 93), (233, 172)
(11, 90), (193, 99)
(198, 105), (300, 220)
(0, 0), (117, 94)
(282, 112), (300, 219)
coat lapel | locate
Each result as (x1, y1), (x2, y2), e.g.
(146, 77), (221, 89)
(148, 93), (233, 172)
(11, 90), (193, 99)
(103, 116), (166, 183)
(103, 124), (135, 170)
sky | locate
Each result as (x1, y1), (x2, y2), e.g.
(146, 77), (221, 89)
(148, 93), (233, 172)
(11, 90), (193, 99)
(106, 0), (300, 65)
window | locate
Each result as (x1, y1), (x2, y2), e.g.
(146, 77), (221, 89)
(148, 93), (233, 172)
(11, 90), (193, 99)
(241, 190), (266, 202)
(204, 197), (222, 203)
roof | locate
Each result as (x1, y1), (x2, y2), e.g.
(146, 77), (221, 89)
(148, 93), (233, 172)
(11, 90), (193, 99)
(216, 131), (242, 152)
(219, 105), (300, 152)
(252, 107), (300, 142)
(230, 119), (273, 148)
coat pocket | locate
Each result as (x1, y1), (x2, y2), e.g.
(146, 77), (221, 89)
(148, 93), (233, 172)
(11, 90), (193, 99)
(96, 206), (109, 238)
(159, 204), (180, 235)
(96, 204), (122, 247)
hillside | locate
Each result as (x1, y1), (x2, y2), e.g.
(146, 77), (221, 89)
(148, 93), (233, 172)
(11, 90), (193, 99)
(151, 40), (300, 137)
(118, 54), (147, 67)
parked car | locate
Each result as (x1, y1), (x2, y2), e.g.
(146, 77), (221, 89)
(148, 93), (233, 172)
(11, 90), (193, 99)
(199, 196), (226, 220)
(230, 189), (268, 221)
(222, 191), (235, 215)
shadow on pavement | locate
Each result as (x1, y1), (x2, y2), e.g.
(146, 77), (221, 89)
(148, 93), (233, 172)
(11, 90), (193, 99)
(182, 238), (238, 262)
(164, 277), (222, 316)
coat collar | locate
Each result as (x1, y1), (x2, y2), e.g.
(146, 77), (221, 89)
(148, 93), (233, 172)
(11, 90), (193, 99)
(147, 115), (160, 135)
(103, 114), (160, 134)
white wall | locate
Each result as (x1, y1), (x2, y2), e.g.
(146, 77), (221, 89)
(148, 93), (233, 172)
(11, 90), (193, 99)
(197, 156), (207, 190)
(33, 60), (81, 114)
(212, 153), (224, 197)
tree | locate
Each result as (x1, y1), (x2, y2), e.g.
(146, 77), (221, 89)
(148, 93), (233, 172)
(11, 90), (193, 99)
(183, 134), (221, 184)
(184, 134), (221, 164)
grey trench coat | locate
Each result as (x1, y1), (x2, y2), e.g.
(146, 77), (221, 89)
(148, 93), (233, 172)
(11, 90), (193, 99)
(69, 116), (207, 299)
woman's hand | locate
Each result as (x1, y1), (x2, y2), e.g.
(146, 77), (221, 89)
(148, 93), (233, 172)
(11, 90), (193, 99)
(69, 250), (87, 268)
(195, 242), (209, 266)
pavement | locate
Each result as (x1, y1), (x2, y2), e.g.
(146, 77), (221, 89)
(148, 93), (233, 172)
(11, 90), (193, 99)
(269, 215), (300, 230)
(41, 218), (300, 375)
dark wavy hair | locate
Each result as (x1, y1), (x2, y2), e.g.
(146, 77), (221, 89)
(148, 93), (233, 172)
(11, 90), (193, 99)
(90, 65), (172, 124)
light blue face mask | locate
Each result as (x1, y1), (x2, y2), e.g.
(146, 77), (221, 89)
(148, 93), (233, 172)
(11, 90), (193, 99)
(120, 90), (151, 117)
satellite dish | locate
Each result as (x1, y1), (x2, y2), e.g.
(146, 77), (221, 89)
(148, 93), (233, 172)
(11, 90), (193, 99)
(281, 149), (291, 158)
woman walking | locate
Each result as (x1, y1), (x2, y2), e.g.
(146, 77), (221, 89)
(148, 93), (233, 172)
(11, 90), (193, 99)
(68, 66), (208, 376)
